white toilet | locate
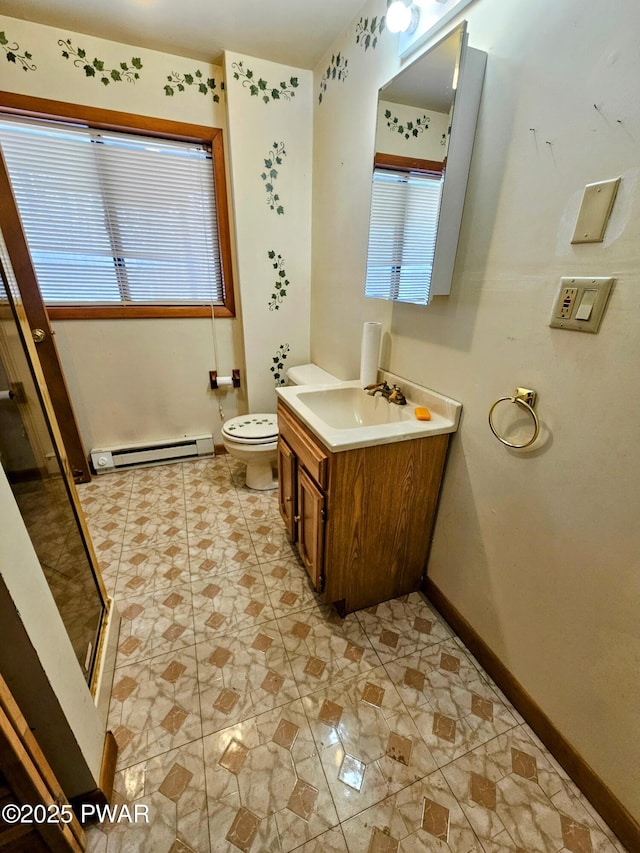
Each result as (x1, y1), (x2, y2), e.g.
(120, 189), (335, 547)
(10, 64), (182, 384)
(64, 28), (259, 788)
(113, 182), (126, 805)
(221, 364), (340, 490)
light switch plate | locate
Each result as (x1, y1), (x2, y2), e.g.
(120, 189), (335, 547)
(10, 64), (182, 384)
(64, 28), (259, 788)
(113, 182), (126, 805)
(571, 178), (620, 243)
(549, 276), (614, 333)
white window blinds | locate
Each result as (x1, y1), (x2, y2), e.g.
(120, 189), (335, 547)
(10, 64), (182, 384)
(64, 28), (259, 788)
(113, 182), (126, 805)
(365, 166), (443, 306)
(0, 115), (224, 306)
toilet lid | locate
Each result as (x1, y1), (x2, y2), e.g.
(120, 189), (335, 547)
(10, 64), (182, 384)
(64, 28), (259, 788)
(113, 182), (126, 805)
(222, 414), (279, 444)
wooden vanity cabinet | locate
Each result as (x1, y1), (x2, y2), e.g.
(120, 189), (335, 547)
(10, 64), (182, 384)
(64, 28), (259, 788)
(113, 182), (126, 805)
(277, 433), (296, 539)
(277, 402), (328, 592)
(277, 399), (450, 614)
(295, 467), (326, 593)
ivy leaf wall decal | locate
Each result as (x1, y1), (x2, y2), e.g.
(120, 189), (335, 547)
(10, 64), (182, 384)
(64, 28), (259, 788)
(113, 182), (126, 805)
(355, 15), (386, 51)
(232, 61), (299, 104)
(267, 251), (290, 310)
(164, 69), (221, 101)
(319, 53), (348, 104)
(59, 39), (142, 84)
(261, 142), (287, 215)
(270, 344), (290, 386)
(0, 32), (36, 71)
(384, 109), (431, 139)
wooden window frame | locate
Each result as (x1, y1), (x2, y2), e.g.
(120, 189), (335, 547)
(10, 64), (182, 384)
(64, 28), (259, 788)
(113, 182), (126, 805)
(0, 91), (235, 319)
(373, 151), (445, 176)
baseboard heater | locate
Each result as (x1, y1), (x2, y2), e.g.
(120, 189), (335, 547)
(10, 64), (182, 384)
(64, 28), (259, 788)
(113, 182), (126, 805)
(90, 434), (214, 474)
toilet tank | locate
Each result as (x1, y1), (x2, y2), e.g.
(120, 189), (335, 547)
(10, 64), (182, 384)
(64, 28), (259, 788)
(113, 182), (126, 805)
(286, 363), (341, 386)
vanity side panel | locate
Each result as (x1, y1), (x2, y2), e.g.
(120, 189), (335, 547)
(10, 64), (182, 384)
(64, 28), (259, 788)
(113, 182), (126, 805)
(325, 433), (449, 611)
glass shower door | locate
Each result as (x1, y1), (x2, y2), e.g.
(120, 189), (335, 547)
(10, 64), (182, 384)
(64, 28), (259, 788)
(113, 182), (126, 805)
(0, 242), (108, 685)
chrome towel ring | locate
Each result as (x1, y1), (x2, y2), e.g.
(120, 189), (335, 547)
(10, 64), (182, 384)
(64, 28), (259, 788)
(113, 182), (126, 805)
(489, 387), (540, 449)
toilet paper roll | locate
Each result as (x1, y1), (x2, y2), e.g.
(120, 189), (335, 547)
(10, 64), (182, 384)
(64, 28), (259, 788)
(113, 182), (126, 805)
(0, 390), (14, 402)
(215, 376), (234, 388)
(360, 322), (382, 387)
(209, 370), (241, 390)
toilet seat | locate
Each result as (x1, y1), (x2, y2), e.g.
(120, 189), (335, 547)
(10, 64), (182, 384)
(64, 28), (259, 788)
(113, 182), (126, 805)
(221, 414), (278, 490)
(221, 414), (278, 445)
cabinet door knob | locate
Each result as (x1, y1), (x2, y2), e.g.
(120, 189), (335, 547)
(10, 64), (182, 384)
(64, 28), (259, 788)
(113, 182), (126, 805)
(285, 496), (292, 502)
(294, 515), (300, 523)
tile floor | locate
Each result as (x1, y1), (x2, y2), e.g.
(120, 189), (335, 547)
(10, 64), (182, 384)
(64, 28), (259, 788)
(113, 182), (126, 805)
(78, 455), (627, 853)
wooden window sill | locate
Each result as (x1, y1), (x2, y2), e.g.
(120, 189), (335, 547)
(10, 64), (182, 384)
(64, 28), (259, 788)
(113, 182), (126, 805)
(47, 305), (233, 320)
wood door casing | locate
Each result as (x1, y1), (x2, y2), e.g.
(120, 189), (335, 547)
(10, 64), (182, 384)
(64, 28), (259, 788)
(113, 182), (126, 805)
(0, 674), (86, 852)
(0, 149), (91, 482)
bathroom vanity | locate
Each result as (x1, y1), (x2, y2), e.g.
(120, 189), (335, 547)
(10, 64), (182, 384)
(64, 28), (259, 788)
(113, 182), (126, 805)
(276, 376), (461, 614)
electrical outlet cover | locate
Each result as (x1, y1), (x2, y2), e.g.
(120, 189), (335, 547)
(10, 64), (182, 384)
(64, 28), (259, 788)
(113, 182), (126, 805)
(571, 178), (620, 244)
(549, 277), (614, 333)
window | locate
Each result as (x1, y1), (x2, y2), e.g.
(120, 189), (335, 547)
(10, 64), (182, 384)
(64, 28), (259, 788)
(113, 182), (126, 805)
(365, 161), (444, 306)
(0, 103), (234, 318)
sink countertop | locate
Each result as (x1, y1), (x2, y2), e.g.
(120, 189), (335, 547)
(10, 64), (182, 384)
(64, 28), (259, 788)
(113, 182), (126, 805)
(276, 377), (462, 452)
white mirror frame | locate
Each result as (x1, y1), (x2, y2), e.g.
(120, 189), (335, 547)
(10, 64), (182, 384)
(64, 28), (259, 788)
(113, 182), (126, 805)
(365, 27), (486, 305)
(429, 32), (485, 297)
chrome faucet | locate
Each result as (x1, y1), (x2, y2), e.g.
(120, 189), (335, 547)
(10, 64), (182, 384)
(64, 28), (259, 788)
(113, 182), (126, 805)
(364, 381), (407, 405)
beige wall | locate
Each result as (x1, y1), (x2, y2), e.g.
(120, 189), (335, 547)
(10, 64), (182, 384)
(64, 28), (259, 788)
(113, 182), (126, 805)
(311, 0), (640, 819)
(2, 0), (639, 823)
(0, 15), (246, 450)
(224, 52), (312, 413)
(0, 14), (316, 446)
(52, 317), (245, 453)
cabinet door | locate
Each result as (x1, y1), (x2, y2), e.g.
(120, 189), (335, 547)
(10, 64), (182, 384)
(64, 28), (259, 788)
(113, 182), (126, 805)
(277, 437), (296, 539)
(296, 466), (325, 593)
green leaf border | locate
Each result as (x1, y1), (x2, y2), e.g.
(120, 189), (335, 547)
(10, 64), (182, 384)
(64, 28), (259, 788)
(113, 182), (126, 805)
(270, 343), (290, 386)
(164, 69), (221, 101)
(59, 39), (142, 85)
(0, 31), (36, 71)
(384, 109), (431, 139)
(267, 251), (290, 311)
(355, 15), (386, 51)
(232, 61), (299, 104)
(261, 142), (287, 215)
(319, 53), (348, 105)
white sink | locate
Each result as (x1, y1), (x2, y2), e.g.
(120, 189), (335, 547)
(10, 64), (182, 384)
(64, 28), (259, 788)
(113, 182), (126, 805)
(276, 376), (462, 451)
(296, 385), (415, 428)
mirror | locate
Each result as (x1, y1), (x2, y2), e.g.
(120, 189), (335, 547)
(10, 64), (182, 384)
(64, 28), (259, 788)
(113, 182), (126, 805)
(365, 23), (486, 306)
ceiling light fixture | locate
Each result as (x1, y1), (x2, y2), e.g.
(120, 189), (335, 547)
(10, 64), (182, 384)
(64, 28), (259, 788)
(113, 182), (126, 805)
(386, 1), (420, 35)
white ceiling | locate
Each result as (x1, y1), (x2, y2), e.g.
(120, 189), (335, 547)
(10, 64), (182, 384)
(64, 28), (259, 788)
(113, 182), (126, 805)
(1, 0), (368, 69)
